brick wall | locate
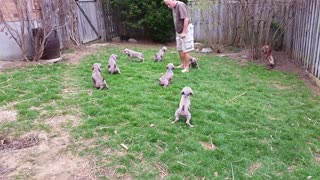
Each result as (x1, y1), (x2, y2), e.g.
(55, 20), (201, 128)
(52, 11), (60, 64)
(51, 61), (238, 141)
(0, 0), (41, 22)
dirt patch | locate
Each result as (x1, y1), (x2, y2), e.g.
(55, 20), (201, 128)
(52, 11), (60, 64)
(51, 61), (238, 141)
(315, 154), (320, 164)
(273, 84), (291, 90)
(0, 114), (92, 179)
(248, 162), (262, 175)
(61, 44), (109, 65)
(271, 51), (320, 95)
(46, 115), (81, 130)
(200, 141), (217, 151)
(0, 110), (18, 123)
(0, 133), (39, 151)
(218, 50), (320, 95)
(0, 43), (109, 70)
(288, 165), (296, 172)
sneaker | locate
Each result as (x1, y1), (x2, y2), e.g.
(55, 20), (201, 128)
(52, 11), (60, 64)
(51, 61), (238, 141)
(176, 64), (184, 69)
(181, 68), (190, 73)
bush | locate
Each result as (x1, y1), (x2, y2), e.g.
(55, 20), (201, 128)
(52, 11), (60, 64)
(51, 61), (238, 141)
(110, 0), (176, 43)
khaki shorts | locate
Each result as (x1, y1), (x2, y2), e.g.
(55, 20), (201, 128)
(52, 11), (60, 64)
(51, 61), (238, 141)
(176, 24), (194, 53)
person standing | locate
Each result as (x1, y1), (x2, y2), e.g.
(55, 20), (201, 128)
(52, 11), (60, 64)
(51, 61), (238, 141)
(164, 0), (194, 73)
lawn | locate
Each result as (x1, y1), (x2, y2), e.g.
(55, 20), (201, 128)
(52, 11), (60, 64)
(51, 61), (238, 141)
(1, 44), (320, 179)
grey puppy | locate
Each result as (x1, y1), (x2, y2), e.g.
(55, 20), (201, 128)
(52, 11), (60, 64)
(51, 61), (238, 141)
(154, 46), (168, 62)
(189, 56), (199, 69)
(124, 48), (144, 62)
(108, 54), (121, 74)
(92, 63), (109, 90)
(173, 86), (194, 127)
(159, 63), (175, 87)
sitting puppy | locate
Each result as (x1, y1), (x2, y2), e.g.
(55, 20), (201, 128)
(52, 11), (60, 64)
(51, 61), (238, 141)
(189, 56), (199, 69)
(159, 63), (175, 87)
(154, 46), (168, 62)
(108, 54), (121, 74)
(92, 63), (109, 90)
(124, 48), (144, 62)
(173, 86), (194, 127)
(262, 45), (275, 68)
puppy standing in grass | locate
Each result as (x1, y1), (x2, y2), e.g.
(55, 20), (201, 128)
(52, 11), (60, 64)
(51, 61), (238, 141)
(189, 56), (199, 69)
(124, 48), (144, 62)
(92, 63), (109, 90)
(108, 54), (121, 74)
(159, 63), (175, 87)
(154, 46), (168, 62)
(173, 86), (194, 127)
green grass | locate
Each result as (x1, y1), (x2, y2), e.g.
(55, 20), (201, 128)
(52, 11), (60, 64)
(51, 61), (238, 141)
(1, 44), (320, 179)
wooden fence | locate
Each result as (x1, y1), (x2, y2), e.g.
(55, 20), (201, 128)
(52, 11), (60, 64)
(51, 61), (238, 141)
(289, 0), (320, 79)
(188, 0), (295, 48)
(44, 0), (106, 48)
(189, 0), (320, 80)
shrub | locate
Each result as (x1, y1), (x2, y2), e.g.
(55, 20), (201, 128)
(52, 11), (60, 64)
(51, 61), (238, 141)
(110, 0), (180, 43)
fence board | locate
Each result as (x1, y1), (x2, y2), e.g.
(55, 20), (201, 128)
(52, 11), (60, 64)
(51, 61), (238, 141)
(188, 0), (319, 80)
(76, 1), (99, 43)
(314, 0), (320, 78)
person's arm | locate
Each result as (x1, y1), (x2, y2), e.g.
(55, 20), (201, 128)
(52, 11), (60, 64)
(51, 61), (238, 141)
(181, 17), (189, 38)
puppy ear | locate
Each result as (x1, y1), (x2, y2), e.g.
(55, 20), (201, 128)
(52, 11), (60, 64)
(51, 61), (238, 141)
(189, 88), (194, 95)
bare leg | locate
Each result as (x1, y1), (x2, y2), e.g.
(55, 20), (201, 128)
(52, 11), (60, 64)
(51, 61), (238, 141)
(181, 52), (190, 73)
(177, 51), (184, 68)
(184, 52), (191, 70)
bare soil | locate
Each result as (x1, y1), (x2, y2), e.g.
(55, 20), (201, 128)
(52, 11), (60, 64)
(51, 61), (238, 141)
(0, 110), (17, 123)
(248, 162), (262, 176)
(216, 49), (320, 95)
(0, 116), (93, 179)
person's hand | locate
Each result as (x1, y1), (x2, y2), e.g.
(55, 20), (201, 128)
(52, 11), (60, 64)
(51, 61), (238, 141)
(181, 32), (186, 38)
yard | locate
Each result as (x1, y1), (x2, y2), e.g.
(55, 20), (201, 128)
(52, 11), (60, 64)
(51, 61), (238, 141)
(1, 43), (320, 179)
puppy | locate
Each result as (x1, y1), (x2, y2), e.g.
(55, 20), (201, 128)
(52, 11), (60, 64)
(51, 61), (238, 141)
(262, 45), (275, 68)
(173, 86), (194, 127)
(92, 63), (109, 90)
(159, 63), (175, 87)
(124, 48), (144, 62)
(189, 56), (199, 69)
(154, 46), (168, 62)
(108, 54), (121, 74)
